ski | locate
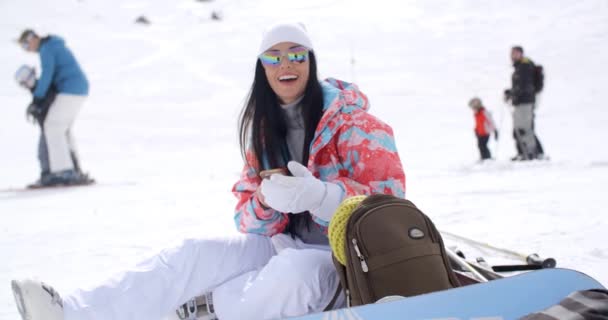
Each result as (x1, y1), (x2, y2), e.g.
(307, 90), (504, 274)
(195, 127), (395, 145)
(442, 230), (556, 269)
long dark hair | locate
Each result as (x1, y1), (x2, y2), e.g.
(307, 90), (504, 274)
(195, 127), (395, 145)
(238, 51), (324, 236)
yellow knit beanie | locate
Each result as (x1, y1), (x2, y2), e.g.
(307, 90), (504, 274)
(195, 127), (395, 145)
(328, 195), (367, 265)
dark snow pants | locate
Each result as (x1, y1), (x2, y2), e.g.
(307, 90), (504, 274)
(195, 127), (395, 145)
(477, 134), (491, 160)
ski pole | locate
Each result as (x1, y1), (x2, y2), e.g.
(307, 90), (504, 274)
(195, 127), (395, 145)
(525, 253), (556, 268)
(491, 264), (543, 272)
(441, 231), (556, 268)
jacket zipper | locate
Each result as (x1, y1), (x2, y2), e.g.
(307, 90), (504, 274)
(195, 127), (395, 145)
(345, 289), (351, 307)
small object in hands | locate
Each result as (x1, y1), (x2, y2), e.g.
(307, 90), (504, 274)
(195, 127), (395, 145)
(494, 130), (499, 141)
(259, 168), (287, 180)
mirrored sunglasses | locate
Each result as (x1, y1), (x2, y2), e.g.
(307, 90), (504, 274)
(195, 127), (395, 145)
(259, 46), (310, 67)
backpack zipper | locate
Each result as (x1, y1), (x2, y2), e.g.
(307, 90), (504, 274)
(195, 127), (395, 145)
(352, 238), (369, 272)
(345, 289), (351, 307)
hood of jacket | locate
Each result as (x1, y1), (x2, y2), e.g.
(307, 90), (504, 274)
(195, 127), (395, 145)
(310, 78), (370, 156)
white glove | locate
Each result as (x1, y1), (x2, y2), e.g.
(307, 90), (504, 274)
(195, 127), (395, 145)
(260, 161), (344, 220)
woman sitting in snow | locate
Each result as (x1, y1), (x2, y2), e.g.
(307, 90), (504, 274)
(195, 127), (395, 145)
(11, 21), (406, 320)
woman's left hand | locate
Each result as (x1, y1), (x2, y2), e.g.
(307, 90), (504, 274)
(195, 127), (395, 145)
(260, 161), (326, 213)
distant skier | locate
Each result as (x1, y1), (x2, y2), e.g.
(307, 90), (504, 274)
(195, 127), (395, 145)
(17, 29), (91, 186)
(503, 46), (545, 161)
(468, 97), (498, 161)
(11, 22), (406, 320)
(14, 65), (86, 187)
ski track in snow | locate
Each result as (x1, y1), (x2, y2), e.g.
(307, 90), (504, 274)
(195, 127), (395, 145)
(1, 0), (608, 319)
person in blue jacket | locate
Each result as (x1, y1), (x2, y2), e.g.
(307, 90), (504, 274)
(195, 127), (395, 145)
(18, 29), (91, 186)
(14, 65), (84, 186)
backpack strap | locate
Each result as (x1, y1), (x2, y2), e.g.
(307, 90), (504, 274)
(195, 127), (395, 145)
(330, 255), (350, 308)
(323, 283), (343, 311)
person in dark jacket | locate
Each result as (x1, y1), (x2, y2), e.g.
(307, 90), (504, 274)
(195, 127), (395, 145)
(504, 46), (544, 161)
(18, 29), (91, 186)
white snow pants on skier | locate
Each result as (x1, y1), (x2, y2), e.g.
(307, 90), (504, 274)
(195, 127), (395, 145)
(43, 93), (85, 172)
(62, 233), (344, 320)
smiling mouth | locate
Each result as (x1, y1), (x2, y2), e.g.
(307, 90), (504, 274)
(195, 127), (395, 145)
(278, 75), (298, 83)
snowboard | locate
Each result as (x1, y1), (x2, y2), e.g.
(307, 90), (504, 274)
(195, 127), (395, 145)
(291, 268), (605, 320)
(0, 180), (136, 194)
(0, 179), (95, 193)
(27, 178), (96, 189)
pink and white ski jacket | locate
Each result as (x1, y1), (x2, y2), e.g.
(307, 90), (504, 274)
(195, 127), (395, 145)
(232, 78), (406, 236)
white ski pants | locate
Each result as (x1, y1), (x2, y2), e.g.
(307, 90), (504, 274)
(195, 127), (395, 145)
(43, 94), (86, 172)
(63, 233), (343, 320)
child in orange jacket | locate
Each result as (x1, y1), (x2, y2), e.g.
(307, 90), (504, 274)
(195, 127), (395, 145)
(469, 97), (498, 160)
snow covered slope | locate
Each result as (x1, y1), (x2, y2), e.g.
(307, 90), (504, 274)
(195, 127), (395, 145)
(1, 0), (607, 319)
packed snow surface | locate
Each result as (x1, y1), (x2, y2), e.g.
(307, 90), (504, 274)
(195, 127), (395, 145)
(1, 0), (607, 319)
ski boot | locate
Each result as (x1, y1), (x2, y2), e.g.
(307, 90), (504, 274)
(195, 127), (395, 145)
(11, 279), (64, 320)
(28, 169), (94, 189)
(176, 293), (217, 320)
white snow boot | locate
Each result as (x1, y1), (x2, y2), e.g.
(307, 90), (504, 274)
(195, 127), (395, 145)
(11, 279), (64, 320)
(175, 293), (217, 320)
